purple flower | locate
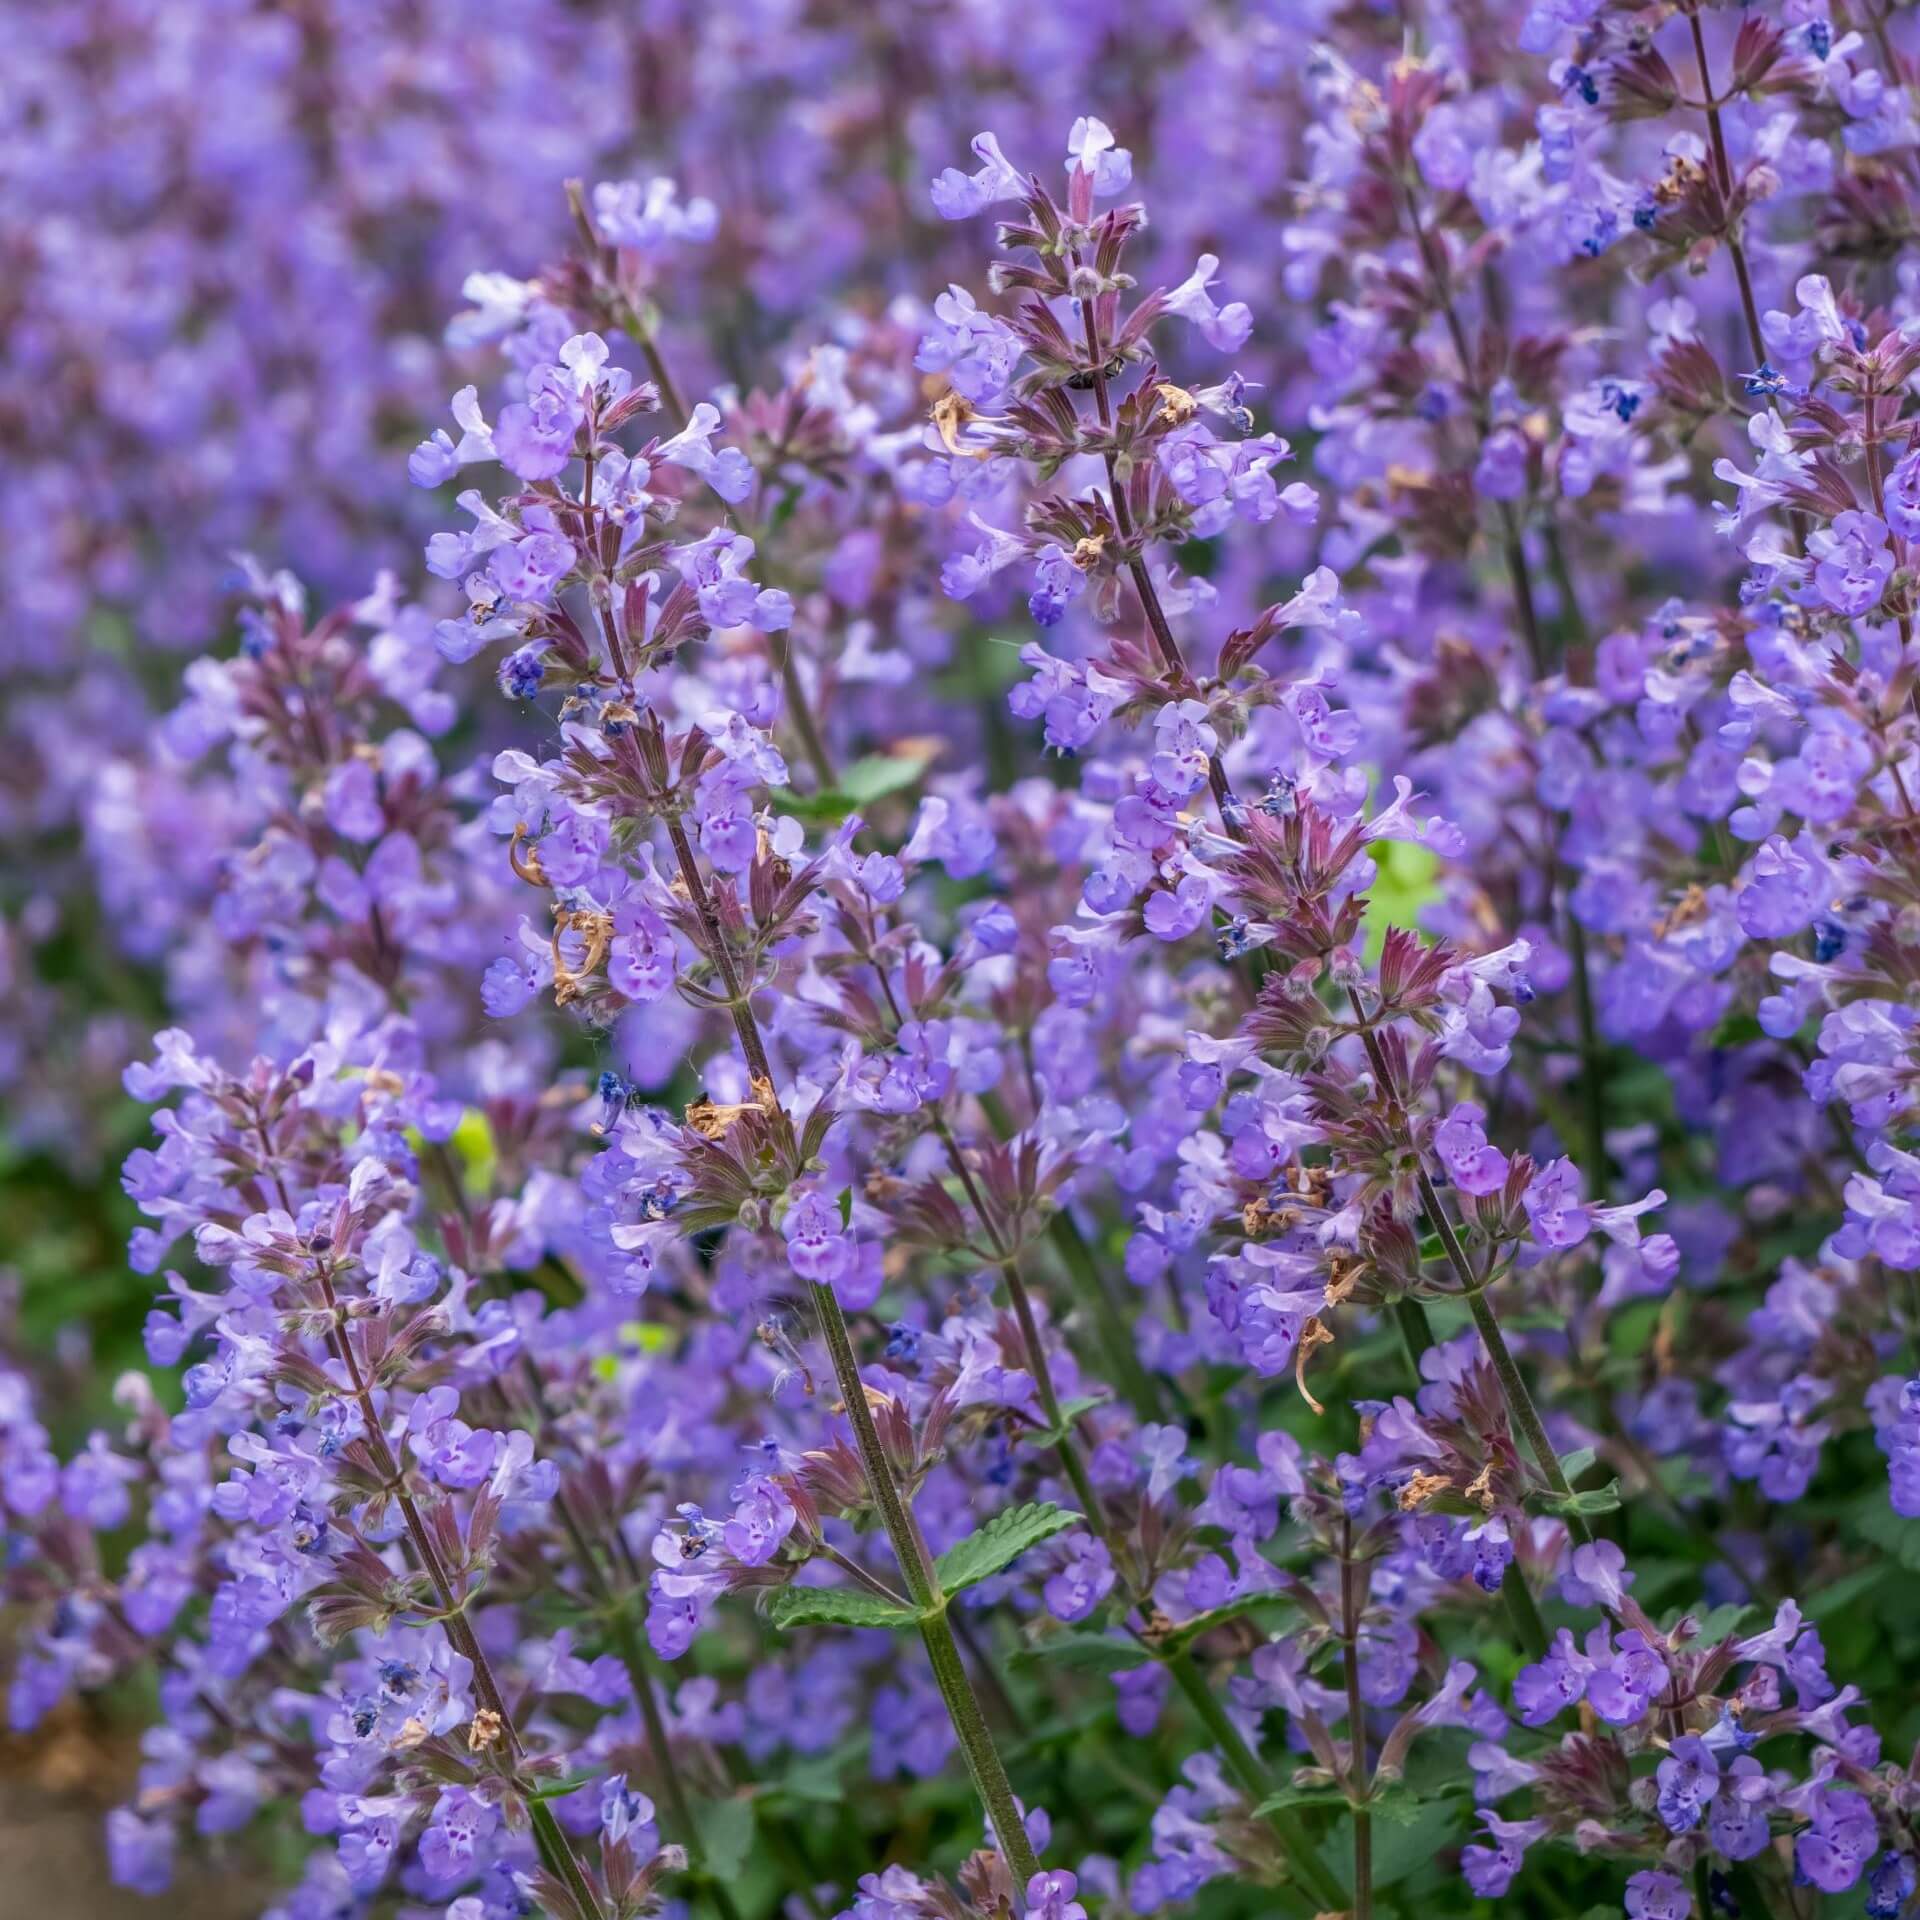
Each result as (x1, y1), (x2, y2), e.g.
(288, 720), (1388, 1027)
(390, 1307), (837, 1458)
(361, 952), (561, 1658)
(1524, 1157), (1590, 1249)
(1655, 1734), (1718, 1832)
(1796, 1786), (1877, 1893)
(1026, 1870), (1089, 1920)
(1460, 1812), (1547, 1898)
(784, 1190), (855, 1288)
(1809, 510), (1893, 616)
(1434, 1102), (1511, 1196)
(494, 364), (587, 481)
(723, 1475), (797, 1567)
(1043, 1535), (1116, 1623)
(1624, 1869), (1690, 1920)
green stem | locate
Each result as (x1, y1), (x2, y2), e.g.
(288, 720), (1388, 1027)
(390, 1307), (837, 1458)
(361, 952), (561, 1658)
(927, 1118), (1112, 1534)
(1354, 1016), (1591, 1546)
(810, 1278), (1039, 1888)
(1564, 907), (1609, 1197)
(1460, 1278), (1592, 1546)
(977, 1087), (1162, 1423)
(1339, 1516), (1372, 1920)
(1501, 1562), (1550, 1663)
(1392, 1297), (1434, 1385)
(314, 1277), (605, 1920)
(776, 630), (837, 790)
(1686, 7), (1770, 370)
(607, 1607), (745, 1920)
(1162, 1652), (1346, 1913)
(1047, 1212), (1164, 1422)
(660, 798), (1041, 1894)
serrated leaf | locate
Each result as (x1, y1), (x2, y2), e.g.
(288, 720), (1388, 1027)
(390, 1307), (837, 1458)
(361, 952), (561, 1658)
(935, 1501), (1082, 1598)
(1337, 1790), (1468, 1893)
(1253, 1785), (1353, 1817)
(766, 1583), (916, 1632)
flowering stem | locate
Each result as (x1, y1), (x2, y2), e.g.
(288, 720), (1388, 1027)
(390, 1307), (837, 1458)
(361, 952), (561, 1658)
(660, 806), (777, 1089)
(1496, 507), (1546, 677)
(1684, 8), (1769, 370)
(952, 1109), (1341, 1902)
(565, 177), (692, 427)
(978, 1088), (1164, 1421)
(1048, 1211), (1165, 1420)
(314, 1275), (606, 1920)
(635, 331), (691, 432)
(1396, 1288), (1549, 1652)
(1160, 1650), (1346, 1913)
(1459, 1278), (1592, 1547)
(606, 299), (839, 796)
(606, 1607), (746, 1920)
(928, 1116), (1109, 1527)
(1398, 174), (1546, 675)
(808, 1274), (1041, 1891)
(655, 786), (1039, 1891)
(449, 1189), (734, 1914)
(776, 630), (838, 790)
(1355, 1018), (1593, 1545)
(1078, 296), (1236, 812)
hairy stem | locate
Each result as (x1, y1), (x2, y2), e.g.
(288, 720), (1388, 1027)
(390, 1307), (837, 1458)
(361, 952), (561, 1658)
(1340, 1516), (1372, 1920)
(810, 1276), (1040, 1888)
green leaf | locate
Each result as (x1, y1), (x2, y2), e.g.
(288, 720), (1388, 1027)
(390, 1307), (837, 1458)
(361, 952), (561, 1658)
(1011, 1630), (1148, 1674)
(1847, 1493), (1920, 1572)
(1363, 839), (1440, 962)
(1543, 1479), (1621, 1518)
(1339, 1790), (1468, 1893)
(1557, 1445), (1599, 1481)
(770, 1750), (855, 1804)
(772, 752), (933, 824)
(526, 1770), (603, 1802)
(1160, 1589), (1301, 1651)
(1684, 1603), (1755, 1644)
(934, 1501), (1082, 1598)
(1253, 1785), (1353, 1817)
(1020, 1393), (1106, 1448)
(1805, 1563), (1889, 1622)
(691, 1796), (755, 1884)
(766, 1583), (916, 1632)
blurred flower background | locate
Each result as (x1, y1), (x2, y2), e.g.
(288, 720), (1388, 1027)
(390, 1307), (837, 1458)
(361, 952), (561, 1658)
(12, 1), (1920, 1917)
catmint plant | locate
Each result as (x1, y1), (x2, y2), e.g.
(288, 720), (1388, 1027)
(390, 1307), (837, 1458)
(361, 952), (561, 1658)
(18, 5), (1920, 1920)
